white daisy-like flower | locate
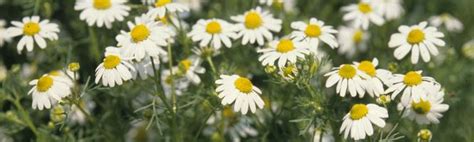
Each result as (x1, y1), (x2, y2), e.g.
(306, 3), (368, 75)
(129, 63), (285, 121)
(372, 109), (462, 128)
(116, 14), (174, 61)
(0, 20), (11, 47)
(161, 68), (190, 96)
(192, 46), (220, 58)
(131, 57), (160, 80)
(388, 21), (445, 64)
(398, 84), (449, 124)
(259, 0), (273, 6)
(259, 0), (296, 12)
(429, 14), (464, 32)
(188, 19), (237, 49)
(325, 64), (368, 98)
(6, 16), (59, 53)
(95, 47), (135, 87)
(337, 26), (369, 57)
(290, 18), (338, 53)
(74, 0), (130, 29)
(342, 0), (385, 30)
(353, 58), (393, 97)
(142, 0), (201, 11)
(258, 38), (310, 67)
(371, 0), (404, 20)
(48, 70), (76, 88)
(28, 74), (72, 110)
(146, 0), (189, 18)
(176, 56), (205, 84)
(231, 7), (282, 46)
(340, 103), (388, 140)
(385, 71), (438, 106)
(215, 75), (265, 114)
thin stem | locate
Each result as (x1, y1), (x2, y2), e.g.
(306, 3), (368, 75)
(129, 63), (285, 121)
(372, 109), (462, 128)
(206, 56), (218, 76)
(33, 0), (41, 15)
(167, 43), (179, 141)
(11, 98), (39, 137)
(150, 57), (173, 115)
(88, 27), (100, 61)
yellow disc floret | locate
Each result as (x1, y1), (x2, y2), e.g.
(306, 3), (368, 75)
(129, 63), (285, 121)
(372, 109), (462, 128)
(407, 29), (425, 45)
(206, 21), (222, 34)
(305, 24), (322, 37)
(412, 99), (431, 115)
(244, 11), (263, 29)
(37, 75), (54, 92)
(234, 77), (253, 93)
(350, 104), (369, 120)
(178, 59), (192, 72)
(155, 0), (171, 7)
(23, 22), (41, 36)
(130, 24), (150, 42)
(276, 39), (295, 53)
(358, 61), (376, 77)
(93, 0), (112, 10)
(353, 30), (364, 43)
(103, 55), (121, 69)
(358, 3), (372, 14)
(403, 71), (422, 86)
(338, 65), (356, 79)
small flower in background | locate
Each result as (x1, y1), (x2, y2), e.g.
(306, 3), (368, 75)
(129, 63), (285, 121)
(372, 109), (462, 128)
(131, 57), (160, 80)
(385, 71), (438, 106)
(340, 103), (388, 140)
(337, 26), (369, 58)
(6, 16), (59, 53)
(116, 14), (174, 61)
(258, 38), (310, 67)
(417, 129), (432, 142)
(231, 7), (282, 46)
(95, 47), (135, 87)
(74, 0), (130, 29)
(161, 68), (190, 96)
(290, 18), (339, 53)
(176, 56), (205, 84)
(192, 46), (220, 58)
(68, 62), (80, 72)
(260, 0), (297, 12)
(376, 95), (391, 105)
(399, 84), (449, 124)
(29, 74), (72, 110)
(146, 0), (189, 18)
(259, 0), (274, 6)
(429, 13), (464, 32)
(353, 58), (393, 97)
(204, 108), (259, 142)
(371, 0), (404, 20)
(342, 0), (385, 30)
(388, 21), (445, 64)
(50, 105), (66, 123)
(0, 19), (11, 47)
(462, 39), (474, 59)
(216, 75), (265, 114)
(69, 99), (95, 125)
(278, 64), (298, 80)
(188, 19), (237, 49)
(325, 64), (368, 98)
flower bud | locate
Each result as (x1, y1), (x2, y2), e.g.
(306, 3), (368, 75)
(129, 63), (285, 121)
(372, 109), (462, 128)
(417, 129), (432, 142)
(264, 65), (277, 74)
(68, 62), (80, 72)
(376, 95), (391, 105)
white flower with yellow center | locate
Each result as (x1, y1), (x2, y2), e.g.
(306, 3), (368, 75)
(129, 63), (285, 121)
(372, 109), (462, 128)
(177, 56), (205, 84)
(215, 75), (265, 114)
(371, 0), (404, 20)
(146, 0), (189, 18)
(429, 14), (464, 32)
(290, 18), (338, 53)
(342, 0), (385, 30)
(337, 26), (369, 57)
(325, 64), (368, 98)
(353, 58), (393, 97)
(398, 85), (449, 124)
(231, 7), (282, 46)
(116, 15), (174, 61)
(385, 71), (438, 106)
(339, 104), (388, 140)
(6, 16), (59, 53)
(95, 47), (135, 87)
(74, 0), (130, 29)
(131, 57), (160, 80)
(188, 19), (237, 49)
(388, 21), (445, 64)
(47, 70), (76, 88)
(161, 68), (190, 96)
(28, 74), (72, 110)
(0, 20), (11, 47)
(258, 38), (310, 67)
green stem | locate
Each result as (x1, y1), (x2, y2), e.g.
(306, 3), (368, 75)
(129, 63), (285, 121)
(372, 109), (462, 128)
(167, 43), (179, 141)
(88, 27), (100, 61)
(150, 57), (173, 115)
(10, 98), (39, 137)
(206, 56), (218, 76)
(33, 0), (41, 15)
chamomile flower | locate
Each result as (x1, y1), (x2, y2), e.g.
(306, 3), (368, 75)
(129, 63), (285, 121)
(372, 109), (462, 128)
(116, 15), (174, 61)
(258, 38), (310, 67)
(95, 47), (135, 87)
(131, 57), (160, 80)
(388, 21), (445, 64)
(74, 0), (130, 29)
(337, 26), (369, 57)
(342, 0), (384, 30)
(290, 18), (338, 53)
(192, 46), (220, 58)
(325, 64), (367, 98)
(371, 0), (404, 20)
(278, 64), (298, 81)
(231, 7), (282, 45)
(215, 75), (265, 114)
(353, 58), (393, 97)
(6, 16), (59, 53)
(0, 20), (10, 47)
(146, 0), (189, 18)
(429, 14), (464, 32)
(259, 0), (273, 6)
(385, 71), (438, 106)
(28, 74), (72, 110)
(188, 19), (237, 49)
(340, 104), (388, 140)
(161, 68), (190, 96)
(48, 70), (76, 88)
(398, 85), (449, 124)
(176, 56), (205, 84)
(260, 0), (296, 12)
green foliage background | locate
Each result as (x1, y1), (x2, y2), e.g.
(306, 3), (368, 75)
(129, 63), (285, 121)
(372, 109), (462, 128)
(0, 0), (473, 141)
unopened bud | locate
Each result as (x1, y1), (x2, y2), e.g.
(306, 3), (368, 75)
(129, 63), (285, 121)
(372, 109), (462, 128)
(68, 62), (80, 72)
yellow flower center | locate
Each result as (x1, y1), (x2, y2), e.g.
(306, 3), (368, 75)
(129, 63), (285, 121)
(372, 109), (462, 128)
(407, 29), (425, 45)
(223, 107), (235, 118)
(353, 30), (364, 44)
(93, 0), (112, 10)
(178, 59), (192, 72)
(350, 104), (368, 120)
(130, 24), (150, 43)
(276, 39), (295, 53)
(358, 61), (376, 77)
(418, 129), (432, 141)
(155, 0), (171, 7)
(37, 76), (54, 92)
(206, 21), (222, 34)
(412, 99), (431, 115)
(48, 70), (61, 76)
(103, 55), (121, 69)
(358, 3), (372, 14)
(157, 16), (169, 25)
(23, 22), (41, 36)
(338, 65), (356, 79)
(282, 65), (296, 76)
(234, 77), (253, 93)
(244, 12), (263, 29)
(304, 24), (321, 37)
(403, 71), (422, 86)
